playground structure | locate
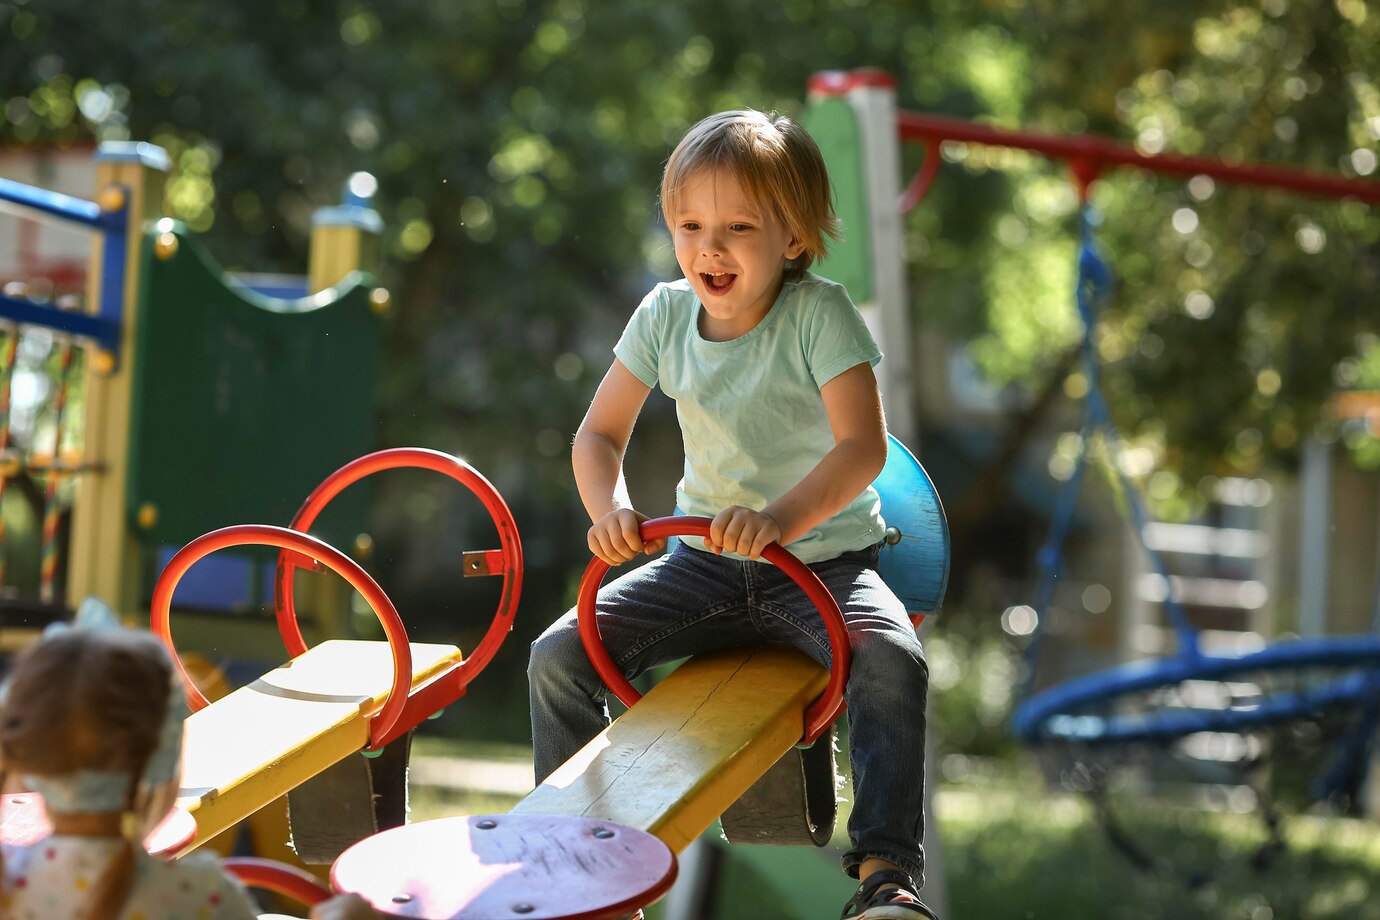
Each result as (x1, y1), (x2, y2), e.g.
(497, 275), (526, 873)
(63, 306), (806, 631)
(0, 143), (385, 641)
(801, 67), (1380, 875)
(0, 141), (404, 875)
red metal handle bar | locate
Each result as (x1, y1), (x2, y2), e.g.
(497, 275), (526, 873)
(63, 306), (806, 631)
(222, 856), (332, 906)
(576, 516), (850, 746)
(276, 447), (523, 692)
(894, 108), (1380, 205)
(898, 141), (942, 215)
(150, 524), (412, 748)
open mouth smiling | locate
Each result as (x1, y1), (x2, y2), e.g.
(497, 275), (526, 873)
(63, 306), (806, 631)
(701, 271), (737, 293)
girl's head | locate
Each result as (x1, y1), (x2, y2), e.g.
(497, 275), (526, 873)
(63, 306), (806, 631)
(0, 627), (185, 920)
(660, 110), (840, 278)
(0, 627), (182, 817)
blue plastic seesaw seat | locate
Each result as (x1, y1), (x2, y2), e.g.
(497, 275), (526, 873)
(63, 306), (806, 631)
(873, 433), (950, 616)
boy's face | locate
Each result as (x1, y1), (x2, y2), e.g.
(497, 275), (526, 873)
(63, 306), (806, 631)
(671, 166), (805, 342)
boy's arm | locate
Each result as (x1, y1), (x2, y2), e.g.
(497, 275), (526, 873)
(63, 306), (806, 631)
(712, 362), (887, 559)
(574, 358), (662, 563)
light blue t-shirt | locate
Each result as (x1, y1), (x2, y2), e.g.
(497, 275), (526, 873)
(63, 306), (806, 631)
(614, 273), (886, 564)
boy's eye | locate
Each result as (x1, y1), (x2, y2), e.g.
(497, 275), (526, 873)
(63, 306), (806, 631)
(680, 222), (700, 231)
(730, 223), (753, 232)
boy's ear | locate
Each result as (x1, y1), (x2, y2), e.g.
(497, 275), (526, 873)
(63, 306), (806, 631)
(784, 237), (807, 261)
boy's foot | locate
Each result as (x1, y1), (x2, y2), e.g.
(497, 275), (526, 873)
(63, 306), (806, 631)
(839, 869), (939, 920)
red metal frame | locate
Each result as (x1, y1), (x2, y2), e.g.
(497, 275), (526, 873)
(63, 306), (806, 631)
(894, 108), (1380, 205)
(808, 68), (1380, 208)
(222, 856), (332, 906)
(274, 447), (524, 698)
(149, 523), (413, 748)
(150, 449), (524, 752)
(576, 516), (850, 746)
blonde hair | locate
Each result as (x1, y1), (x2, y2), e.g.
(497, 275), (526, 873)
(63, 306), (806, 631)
(660, 110), (841, 278)
(0, 629), (177, 920)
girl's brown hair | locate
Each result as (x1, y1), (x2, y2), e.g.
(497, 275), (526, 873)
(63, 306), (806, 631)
(0, 629), (177, 920)
(660, 110), (841, 278)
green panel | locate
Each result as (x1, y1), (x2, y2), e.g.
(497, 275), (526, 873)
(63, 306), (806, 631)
(803, 97), (872, 302)
(126, 223), (380, 552)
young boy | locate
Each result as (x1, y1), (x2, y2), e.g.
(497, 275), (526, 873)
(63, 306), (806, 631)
(528, 109), (935, 920)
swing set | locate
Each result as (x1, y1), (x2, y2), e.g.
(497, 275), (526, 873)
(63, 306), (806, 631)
(808, 68), (1380, 876)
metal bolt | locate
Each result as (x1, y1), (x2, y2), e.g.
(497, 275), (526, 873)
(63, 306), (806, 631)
(884, 526), (902, 545)
(593, 827), (615, 839)
(392, 894), (413, 904)
(477, 819), (497, 829)
(512, 904), (535, 914)
(154, 231), (179, 261)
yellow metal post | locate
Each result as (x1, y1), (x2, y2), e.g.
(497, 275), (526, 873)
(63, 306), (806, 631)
(302, 176), (384, 640)
(66, 143), (169, 615)
(308, 174), (382, 293)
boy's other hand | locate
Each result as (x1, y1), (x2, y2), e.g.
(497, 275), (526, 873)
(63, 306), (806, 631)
(708, 506), (782, 560)
(588, 508), (666, 564)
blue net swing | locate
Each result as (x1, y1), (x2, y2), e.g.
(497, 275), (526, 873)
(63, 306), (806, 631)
(1009, 202), (1380, 880)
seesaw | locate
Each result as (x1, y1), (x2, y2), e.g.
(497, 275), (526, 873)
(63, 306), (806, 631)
(329, 435), (949, 919)
(150, 448), (522, 855)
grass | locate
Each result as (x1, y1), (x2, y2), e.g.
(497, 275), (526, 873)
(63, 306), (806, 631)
(939, 784), (1380, 920)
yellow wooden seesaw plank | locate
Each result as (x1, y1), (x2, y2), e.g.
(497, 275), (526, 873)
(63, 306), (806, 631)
(512, 646), (829, 854)
(177, 639), (463, 850)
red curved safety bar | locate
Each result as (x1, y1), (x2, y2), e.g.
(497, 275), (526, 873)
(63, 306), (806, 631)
(577, 516), (850, 745)
(222, 856), (332, 906)
(150, 524), (413, 748)
(275, 448), (523, 691)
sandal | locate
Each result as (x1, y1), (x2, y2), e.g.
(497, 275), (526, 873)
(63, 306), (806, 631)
(838, 869), (939, 920)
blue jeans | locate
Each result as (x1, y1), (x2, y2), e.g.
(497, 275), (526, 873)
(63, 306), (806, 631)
(528, 541), (929, 883)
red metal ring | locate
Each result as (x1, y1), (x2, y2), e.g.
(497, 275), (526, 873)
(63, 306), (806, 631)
(275, 447), (523, 692)
(150, 524), (413, 748)
(576, 516), (850, 745)
(899, 141), (943, 214)
(222, 856), (332, 906)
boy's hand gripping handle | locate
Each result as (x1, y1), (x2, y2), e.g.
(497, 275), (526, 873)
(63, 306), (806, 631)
(576, 516), (850, 745)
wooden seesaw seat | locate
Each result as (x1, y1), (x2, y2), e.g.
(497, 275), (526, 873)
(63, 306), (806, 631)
(177, 637), (464, 851)
(513, 645), (829, 854)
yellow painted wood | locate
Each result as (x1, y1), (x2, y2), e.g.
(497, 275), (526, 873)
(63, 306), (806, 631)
(512, 646), (830, 854)
(177, 639), (462, 849)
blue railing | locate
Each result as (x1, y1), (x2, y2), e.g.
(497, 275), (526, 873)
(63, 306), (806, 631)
(0, 171), (130, 363)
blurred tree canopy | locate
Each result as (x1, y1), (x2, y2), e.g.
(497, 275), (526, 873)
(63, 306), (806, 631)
(3, 0), (1378, 728)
